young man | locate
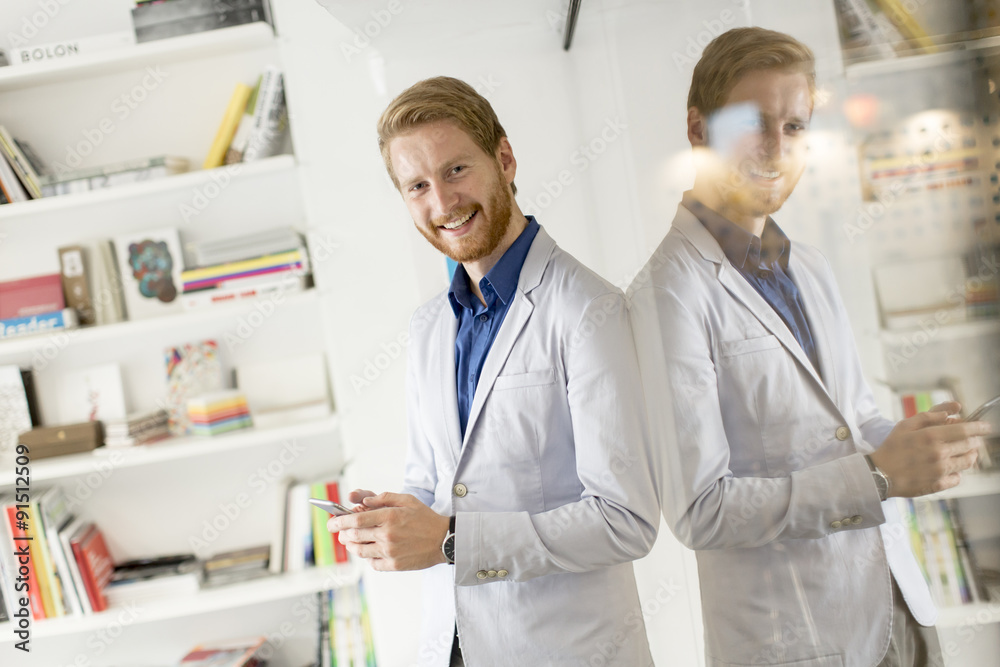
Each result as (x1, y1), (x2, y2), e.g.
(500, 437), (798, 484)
(627, 28), (991, 667)
(327, 76), (660, 666)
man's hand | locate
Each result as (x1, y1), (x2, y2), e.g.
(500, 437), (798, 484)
(326, 492), (450, 571)
(871, 402), (991, 497)
(346, 488), (377, 511)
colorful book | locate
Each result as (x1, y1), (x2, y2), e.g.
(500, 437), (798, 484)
(70, 523), (114, 613)
(204, 83), (253, 169)
(180, 273), (306, 310)
(181, 249), (306, 292)
(0, 127), (42, 199)
(37, 487), (83, 616)
(58, 517), (93, 615)
(26, 502), (64, 617)
(0, 309), (78, 341)
(0, 151), (28, 203)
(326, 482), (349, 564)
(0, 273), (65, 320)
(310, 483), (336, 567)
(4, 504), (45, 619)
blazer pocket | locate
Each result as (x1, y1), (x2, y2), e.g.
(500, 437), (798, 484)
(492, 367), (557, 391)
(719, 334), (782, 358)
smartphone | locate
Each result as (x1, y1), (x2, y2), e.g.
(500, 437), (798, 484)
(308, 498), (354, 516)
(966, 394), (1000, 423)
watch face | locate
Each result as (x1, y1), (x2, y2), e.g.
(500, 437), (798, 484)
(444, 534), (456, 563)
(874, 472), (889, 501)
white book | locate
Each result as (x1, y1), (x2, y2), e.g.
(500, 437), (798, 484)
(37, 488), (83, 616)
(243, 66), (288, 162)
(0, 152), (29, 203)
(57, 517), (93, 615)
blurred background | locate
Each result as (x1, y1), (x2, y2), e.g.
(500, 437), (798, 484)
(0, 0), (997, 665)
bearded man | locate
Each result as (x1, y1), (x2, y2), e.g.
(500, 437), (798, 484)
(327, 76), (661, 667)
(628, 28), (990, 667)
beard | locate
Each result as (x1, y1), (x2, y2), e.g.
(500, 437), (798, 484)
(417, 164), (513, 263)
(717, 157), (801, 222)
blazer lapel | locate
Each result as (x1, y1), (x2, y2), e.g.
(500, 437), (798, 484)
(436, 308), (462, 467)
(674, 207), (830, 398)
(460, 227), (556, 451)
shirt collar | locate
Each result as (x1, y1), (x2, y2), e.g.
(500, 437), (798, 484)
(681, 191), (790, 271)
(448, 217), (540, 317)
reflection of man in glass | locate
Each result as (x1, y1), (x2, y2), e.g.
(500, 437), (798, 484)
(628, 28), (991, 667)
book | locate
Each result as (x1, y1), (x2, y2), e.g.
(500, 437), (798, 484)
(0, 273), (65, 320)
(326, 481), (349, 564)
(25, 502), (63, 618)
(69, 523), (114, 613)
(4, 504), (45, 619)
(310, 483), (335, 567)
(190, 227), (305, 267)
(0, 151), (29, 203)
(203, 83), (254, 169)
(14, 139), (47, 177)
(872, 0), (938, 53)
(0, 308), (79, 341)
(237, 352), (330, 424)
(177, 636), (267, 666)
(92, 240), (127, 326)
(58, 245), (97, 326)
(0, 366), (35, 468)
(165, 339), (223, 436)
(187, 390), (252, 437)
(57, 362), (129, 425)
(131, 0), (270, 26)
(225, 75), (262, 165)
(181, 249), (308, 292)
(0, 126), (42, 199)
(114, 227), (185, 320)
(180, 272), (306, 310)
(37, 487), (84, 616)
(242, 65), (289, 162)
(41, 156), (189, 187)
(57, 517), (93, 615)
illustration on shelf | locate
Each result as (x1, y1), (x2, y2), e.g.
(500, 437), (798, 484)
(164, 339), (222, 436)
(114, 228), (185, 320)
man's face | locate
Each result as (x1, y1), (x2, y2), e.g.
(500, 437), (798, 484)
(389, 120), (513, 263)
(697, 68), (812, 221)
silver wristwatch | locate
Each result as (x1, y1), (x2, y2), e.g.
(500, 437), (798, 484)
(864, 455), (891, 502)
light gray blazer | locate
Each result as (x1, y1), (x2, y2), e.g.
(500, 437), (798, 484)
(403, 226), (660, 667)
(627, 205), (936, 667)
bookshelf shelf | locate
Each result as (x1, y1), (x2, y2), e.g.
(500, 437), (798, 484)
(0, 22), (276, 93)
(878, 319), (1000, 346)
(0, 415), (339, 487)
(0, 153), (297, 223)
(0, 564), (359, 641)
(937, 600), (1000, 629)
(0, 285), (317, 358)
(928, 470), (1000, 501)
(845, 34), (1000, 79)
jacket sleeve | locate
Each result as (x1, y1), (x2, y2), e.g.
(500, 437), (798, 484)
(628, 282), (885, 551)
(453, 292), (662, 585)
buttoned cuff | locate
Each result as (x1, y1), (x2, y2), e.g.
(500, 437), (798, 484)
(453, 512), (514, 586)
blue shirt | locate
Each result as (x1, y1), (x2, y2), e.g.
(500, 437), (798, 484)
(449, 217), (540, 437)
(683, 192), (821, 376)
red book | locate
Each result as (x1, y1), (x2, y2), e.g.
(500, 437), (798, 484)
(326, 481), (349, 564)
(69, 523), (114, 613)
(0, 274), (65, 320)
(901, 394), (918, 418)
(4, 505), (46, 619)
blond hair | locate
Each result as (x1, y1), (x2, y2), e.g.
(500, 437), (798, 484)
(688, 27), (815, 117)
(377, 76), (516, 195)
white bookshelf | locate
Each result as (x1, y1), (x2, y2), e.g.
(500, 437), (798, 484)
(0, 154), (296, 222)
(930, 471), (1000, 501)
(845, 34), (1000, 79)
(0, 287), (317, 358)
(0, 22), (276, 93)
(0, 564), (358, 641)
(0, 415), (339, 487)
(0, 7), (351, 665)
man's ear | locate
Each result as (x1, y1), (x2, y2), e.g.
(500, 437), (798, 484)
(497, 137), (517, 184)
(687, 107), (708, 148)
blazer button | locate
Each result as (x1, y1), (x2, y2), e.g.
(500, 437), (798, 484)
(487, 570), (497, 578)
(497, 569), (508, 578)
(830, 520), (842, 529)
(476, 570), (488, 579)
(835, 426), (850, 441)
(851, 515), (863, 525)
(453, 483), (468, 497)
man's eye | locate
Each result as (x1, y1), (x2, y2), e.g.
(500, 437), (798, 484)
(411, 183), (425, 192)
(451, 166), (465, 174)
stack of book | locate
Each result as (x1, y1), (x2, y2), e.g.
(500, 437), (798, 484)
(0, 126), (45, 204)
(964, 243), (999, 321)
(833, 0), (938, 63)
(203, 545), (270, 587)
(104, 409), (171, 447)
(40, 156), (190, 197)
(131, 0), (272, 44)
(204, 65), (288, 169)
(175, 636), (268, 667)
(320, 582), (377, 667)
(0, 488), (115, 619)
(278, 478), (350, 574)
(180, 228), (309, 309)
(104, 554), (201, 606)
(0, 273), (80, 341)
(187, 390), (252, 436)
(898, 497), (988, 608)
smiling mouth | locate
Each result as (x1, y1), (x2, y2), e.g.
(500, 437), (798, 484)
(748, 166), (781, 180)
(441, 210), (476, 231)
